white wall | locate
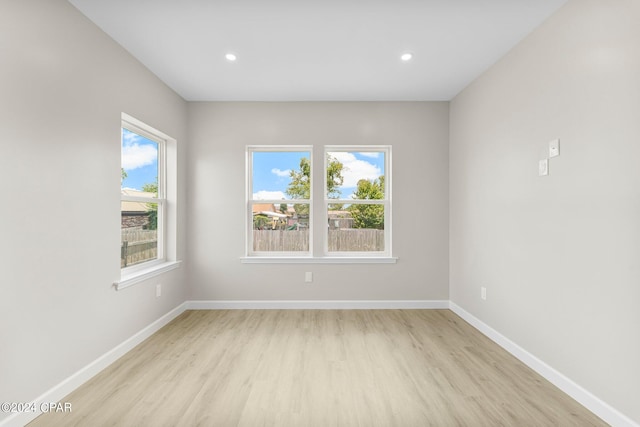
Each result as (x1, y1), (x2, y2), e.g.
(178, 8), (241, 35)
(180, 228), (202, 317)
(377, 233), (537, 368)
(187, 102), (449, 301)
(450, 0), (640, 424)
(0, 0), (188, 421)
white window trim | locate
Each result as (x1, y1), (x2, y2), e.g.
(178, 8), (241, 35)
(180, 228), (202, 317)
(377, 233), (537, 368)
(246, 145), (313, 257)
(324, 145), (392, 258)
(115, 260), (182, 290)
(240, 257), (396, 264)
(115, 113), (179, 290)
(243, 145), (395, 264)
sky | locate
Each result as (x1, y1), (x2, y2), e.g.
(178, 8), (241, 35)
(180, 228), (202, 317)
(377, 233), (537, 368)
(252, 150), (385, 200)
(121, 128), (158, 192)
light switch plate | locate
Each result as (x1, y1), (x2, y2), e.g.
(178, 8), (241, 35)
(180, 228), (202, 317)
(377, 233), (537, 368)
(549, 139), (560, 158)
(539, 159), (549, 176)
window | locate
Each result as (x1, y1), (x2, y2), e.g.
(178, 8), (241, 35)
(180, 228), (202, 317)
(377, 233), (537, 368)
(245, 145), (393, 262)
(116, 113), (179, 289)
(325, 147), (390, 256)
(247, 147), (312, 255)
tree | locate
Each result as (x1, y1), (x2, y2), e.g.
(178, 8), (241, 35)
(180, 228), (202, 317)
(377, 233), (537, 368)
(142, 180), (158, 230)
(286, 155), (344, 216)
(326, 156), (344, 199)
(253, 214), (271, 230)
(348, 176), (384, 229)
(286, 157), (311, 199)
(141, 182), (158, 194)
(121, 168), (128, 183)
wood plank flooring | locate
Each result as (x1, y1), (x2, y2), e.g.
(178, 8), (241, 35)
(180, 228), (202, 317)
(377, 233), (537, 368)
(29, 310), (607, 426)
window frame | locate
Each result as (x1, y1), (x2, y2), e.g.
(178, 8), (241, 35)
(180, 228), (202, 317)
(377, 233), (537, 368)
(243, 145), (396, 263)
(246, 145), (313, 257)
(323, 145), (392, 258)
(115, 113), (180, 290)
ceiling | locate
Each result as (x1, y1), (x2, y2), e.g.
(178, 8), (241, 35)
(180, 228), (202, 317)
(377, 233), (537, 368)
(68, 0), (567, 101)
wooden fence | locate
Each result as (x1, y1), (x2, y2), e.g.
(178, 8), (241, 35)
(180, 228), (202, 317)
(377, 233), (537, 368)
(327, 229), (384, 252)
(253, 229), (384, 252)
(121, 229), (157, 267)
(253, 230), (309, 252)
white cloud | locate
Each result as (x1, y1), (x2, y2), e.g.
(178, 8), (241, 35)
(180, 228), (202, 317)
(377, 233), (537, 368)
(358, 152), (380, 158)
(122, 132), (157, 170)
(329, 152), (381, 189)
(253, 190), (287, 200)
(271, 168), (291, 178)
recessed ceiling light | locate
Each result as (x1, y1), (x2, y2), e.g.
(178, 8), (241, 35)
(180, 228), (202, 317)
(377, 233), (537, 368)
(401, 53), (413, 61)
(225, 53), (237, 62)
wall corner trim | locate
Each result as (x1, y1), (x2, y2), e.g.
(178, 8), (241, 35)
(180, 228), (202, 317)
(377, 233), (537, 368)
(0, 303), (187, 427)
(449, 302), (639, 427)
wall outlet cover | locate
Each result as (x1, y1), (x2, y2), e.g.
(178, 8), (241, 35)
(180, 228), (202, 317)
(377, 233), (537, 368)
(539, 159), (549, 176)
(549, 139), (560, 158)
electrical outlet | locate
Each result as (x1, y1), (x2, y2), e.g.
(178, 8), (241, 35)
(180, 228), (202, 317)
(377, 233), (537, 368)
(305, 272), (313, 283)
(156, 284), (162, 298)
(481, 287), (487, 301)
(549, 139), (560, 158)
(539, 159), (548, 176)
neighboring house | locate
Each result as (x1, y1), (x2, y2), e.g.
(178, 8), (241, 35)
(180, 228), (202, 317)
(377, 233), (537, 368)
(252, 203), (352, 229)
(121, 189), (156, 229)
(252, 203), (286, 229)
(328, 210), (354, 229)
(252, 203), (279, 215)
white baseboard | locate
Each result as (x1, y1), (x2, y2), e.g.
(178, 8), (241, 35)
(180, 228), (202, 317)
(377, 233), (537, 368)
(185, 299), (450, 310)
(0, 303), (187, 427)
(449, 302), (638, 427)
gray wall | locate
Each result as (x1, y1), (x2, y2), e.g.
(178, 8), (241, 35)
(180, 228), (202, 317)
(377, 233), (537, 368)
(187, 102), (449, 301)
(0, 0), (188, 419)
(449, 0), (640, 423)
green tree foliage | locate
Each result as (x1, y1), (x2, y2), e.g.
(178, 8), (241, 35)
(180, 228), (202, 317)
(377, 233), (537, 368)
(286, 157), (311, 200)
(141, 182), (158, 194)
(142, 180), (158, 230)
(326, 156), (344, 199)
(253, 214), (271, 230)
(121, 168), (128, 183)
(286, 155), (344, 216)
(349, 176), (385, 229)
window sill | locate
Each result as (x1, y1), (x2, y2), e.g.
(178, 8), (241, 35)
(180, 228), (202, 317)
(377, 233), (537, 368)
(114, 260), (182, 291)
(240, 257), (397, 264)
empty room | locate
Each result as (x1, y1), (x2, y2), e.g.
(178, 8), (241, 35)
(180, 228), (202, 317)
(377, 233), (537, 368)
(1, 0), (639, 426)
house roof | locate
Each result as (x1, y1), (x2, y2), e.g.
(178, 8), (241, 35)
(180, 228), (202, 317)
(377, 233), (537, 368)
(121, 189), (156, 213)
(252, 203), (276, 214)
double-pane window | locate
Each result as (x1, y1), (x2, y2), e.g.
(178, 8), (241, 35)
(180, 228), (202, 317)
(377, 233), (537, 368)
(325, 147), (389, 255)
(121, 121), (165, 269)
(246, 145), (391, 259)
(248, 147), (312, 255)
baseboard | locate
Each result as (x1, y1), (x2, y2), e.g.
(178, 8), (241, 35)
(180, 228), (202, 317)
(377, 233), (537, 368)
(449, 302), (638, 427)
(0, 303), (187, 427)
(185, 299), (450, 310)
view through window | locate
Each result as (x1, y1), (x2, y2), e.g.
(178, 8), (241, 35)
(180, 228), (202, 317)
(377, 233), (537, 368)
(121, 125), (164, 268)
(249, 148), (312, 254)
(247, 146), (391, 257)
(325, 149), (387, 254)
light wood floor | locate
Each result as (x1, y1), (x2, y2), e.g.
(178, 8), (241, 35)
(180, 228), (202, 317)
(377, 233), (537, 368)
(29, 310), (607, 426)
